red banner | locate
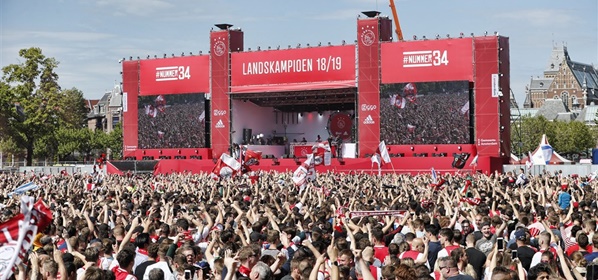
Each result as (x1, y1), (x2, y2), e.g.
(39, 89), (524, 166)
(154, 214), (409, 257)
(357, 18), (381, 157)
(210, 31), (232, 157)
(230, 45), (356, 93)
(139, 56), (210, 95)
(122, 61), (139, 157)
(381, 38), (474, 83)
(328, 113), (352, 140)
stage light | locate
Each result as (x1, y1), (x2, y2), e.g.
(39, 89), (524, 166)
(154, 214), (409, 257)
(129, 56), (133, 60)
(296, 43), (301, 48)
(277, 45), (280, 50)
(328, 42), (331, 46)
(257, 46), (261, 51)
(154, 55), (157, 58)
(410, 146), (414, 151)
(288, 45), (291, 49)
(458, 146), (462, 151)
(435, 34), (440, 39)
(434, 146), (438, 151)
(342, 40), (346, 45)
(248, 47), (251, 51)
(306, 43), (310, 47)
(413, 35), (417, 40)
(470, 33), (474, 37)
(215, 23), (233, 30)
(459, 32), (464, 38)
(446, 34), (450, 38)
(199, 50), (202, 55)
(268, 46), (271, 50)
(146, 55), (150, 59)
(171, 53), (175, 57)
(181, 52), (185, 56)
(500, 126), (505, 132)
(318, 42), (321, 47)
(318, 112), (323, 116)
(494, 31), (499, 36)
(498, 91), (503, 97)
(118, 58), (124, 63)
(189, 52), (192, 55)
(299, 113), (303, 117)
(484, 31), (488, 36)
(422, 36), (427, 40)
(137, 56), (140, 60)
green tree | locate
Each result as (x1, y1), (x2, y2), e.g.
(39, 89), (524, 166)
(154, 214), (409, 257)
(511, 116), (555, 155)
(552, 121), (594, 154)
(1, 47), (61, 166)
(57, 88), (88, 129)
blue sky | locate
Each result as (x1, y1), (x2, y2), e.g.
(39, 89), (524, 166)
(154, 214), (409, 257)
(1, 0), (597, 106)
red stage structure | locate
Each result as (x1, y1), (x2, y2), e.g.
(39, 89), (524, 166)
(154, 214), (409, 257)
(118, 14), (510, 175)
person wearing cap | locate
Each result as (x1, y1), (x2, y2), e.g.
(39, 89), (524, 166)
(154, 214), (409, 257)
(513, 229), (535, 271)
(558, 184), (572, 210)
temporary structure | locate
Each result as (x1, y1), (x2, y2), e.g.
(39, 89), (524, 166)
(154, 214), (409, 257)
(525, 134), (572, 165)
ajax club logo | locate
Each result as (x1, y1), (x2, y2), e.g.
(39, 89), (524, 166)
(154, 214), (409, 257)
(360, 26), (376, 47)
(213, 37), (226, 57)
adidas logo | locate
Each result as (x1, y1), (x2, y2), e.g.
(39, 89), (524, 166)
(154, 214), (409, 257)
(363, 115), (374, 125)
(215, 119), (225, 128)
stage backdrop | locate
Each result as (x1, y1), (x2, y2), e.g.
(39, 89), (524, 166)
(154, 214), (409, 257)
(230, 45), (356, 93)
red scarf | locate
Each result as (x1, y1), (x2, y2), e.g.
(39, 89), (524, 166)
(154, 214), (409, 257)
(238, 265), (251, 276)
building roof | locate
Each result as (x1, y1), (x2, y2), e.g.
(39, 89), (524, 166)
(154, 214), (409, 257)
(109, 84), (122, 108)
(529, 78), (553, 91)
(86, 99), (100, 110)
(536, 98), (568, 120)
(519, 108), (539, 117)
(555, 112), (576, 122)
(576, 105), (598, 123)
(567, 60), (598, 90)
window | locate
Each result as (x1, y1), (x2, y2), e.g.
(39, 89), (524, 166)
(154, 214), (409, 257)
(561, 91), (569, 108)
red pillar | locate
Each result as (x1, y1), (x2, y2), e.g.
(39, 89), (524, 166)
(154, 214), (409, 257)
(210, 28), (243, 158)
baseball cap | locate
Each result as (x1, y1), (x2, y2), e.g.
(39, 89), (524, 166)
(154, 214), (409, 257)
(514, 229), (526, 241)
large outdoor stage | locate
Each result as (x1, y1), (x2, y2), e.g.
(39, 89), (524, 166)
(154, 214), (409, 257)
(117, 12), (511, 175)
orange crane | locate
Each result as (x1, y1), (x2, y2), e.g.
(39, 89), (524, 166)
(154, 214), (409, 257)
(388, 0), (404, 41)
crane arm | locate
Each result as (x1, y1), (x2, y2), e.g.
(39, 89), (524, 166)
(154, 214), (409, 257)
(388, 0), (404, 41)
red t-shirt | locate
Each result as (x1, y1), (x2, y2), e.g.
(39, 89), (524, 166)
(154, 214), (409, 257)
(373, 245), (389, 262)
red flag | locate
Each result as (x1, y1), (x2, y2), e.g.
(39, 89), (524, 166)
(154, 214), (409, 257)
(376, 141), (391, 164)
(243, 148), (262, 166)
(211, 153), (241, 180)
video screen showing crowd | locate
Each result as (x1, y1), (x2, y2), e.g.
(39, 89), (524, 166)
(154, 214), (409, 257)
(138, 93), (206, 149)
(380, 81), (472, 145)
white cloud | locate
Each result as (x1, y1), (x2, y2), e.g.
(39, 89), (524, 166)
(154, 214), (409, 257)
(3, 30), (115, 43)
(495, 9), (574, 27)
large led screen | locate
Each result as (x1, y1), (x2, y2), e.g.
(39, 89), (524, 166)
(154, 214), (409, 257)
(137, 93), (206, 149)
(380, 80), (472, 145)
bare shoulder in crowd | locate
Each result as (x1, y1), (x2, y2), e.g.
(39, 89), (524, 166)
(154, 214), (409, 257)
(1, 169), (598, 280)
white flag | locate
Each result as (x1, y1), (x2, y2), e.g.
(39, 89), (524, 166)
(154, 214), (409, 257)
(378, 141), (391, 164)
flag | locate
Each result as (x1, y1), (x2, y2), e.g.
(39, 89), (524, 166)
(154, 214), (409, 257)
(312, 142), (332, 166)
(86, 183), (95, 191)
(431, 168), (438, 184)
(371, 154), (381, 175)
(377, 141), (391, 164)
(407, 124), (416, 133)
(293, 154), (314, 186)
(541, 143), (553, 165)
(404, 83), (418, 103)
(0, 196), (53, 280)
(460, 101), (470, 115)
(390, 94), (406, 109)
(145, 105), (157, 118)
(198, 110), (205, 123)
(7, 182), (39, 197)
(243, 148), (262, 166)
(211, 153), (242, 179)
(460, 197), (481, 206)
(469, 155), (478, 167)
(526, 151), (533, 169)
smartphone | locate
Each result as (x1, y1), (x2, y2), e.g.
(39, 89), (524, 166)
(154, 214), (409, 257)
(497, 237), (504, 251)
(184, 270), (191, 280)
(511, 250), (518, 259)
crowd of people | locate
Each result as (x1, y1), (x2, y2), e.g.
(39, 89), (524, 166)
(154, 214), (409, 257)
(380, 91), (471, 145)
(137, 103), (206, 150)
(1, 168), (598, 280)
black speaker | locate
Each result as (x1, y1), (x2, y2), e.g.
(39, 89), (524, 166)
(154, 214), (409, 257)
(242, 128), (252, 144)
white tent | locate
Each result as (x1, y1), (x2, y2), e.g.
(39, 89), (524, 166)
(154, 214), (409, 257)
(527, 134), (572, 165)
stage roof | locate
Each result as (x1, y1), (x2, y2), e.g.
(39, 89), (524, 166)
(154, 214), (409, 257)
(230, 87), (357, 112)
